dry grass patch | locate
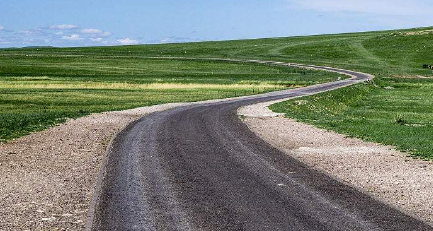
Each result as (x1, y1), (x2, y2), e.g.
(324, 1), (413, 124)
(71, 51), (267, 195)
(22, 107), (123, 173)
(0, 82), (284, 90)
(401, 29), (433, 36)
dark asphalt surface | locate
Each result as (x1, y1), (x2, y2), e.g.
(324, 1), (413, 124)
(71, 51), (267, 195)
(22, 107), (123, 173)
(90, 61), (432, 231)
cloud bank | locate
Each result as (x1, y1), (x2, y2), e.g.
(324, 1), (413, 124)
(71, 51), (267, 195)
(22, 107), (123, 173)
(62, 34), (82, 41)
(117, 38), (140, 45)
(81, 29), (111, 38)
(50, 24), (79, 30)
(0, 24), (116, 46)
(81, 28), (102, 34)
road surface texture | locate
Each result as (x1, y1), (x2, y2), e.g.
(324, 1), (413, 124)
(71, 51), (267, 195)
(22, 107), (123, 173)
(89, 60), (432, 231)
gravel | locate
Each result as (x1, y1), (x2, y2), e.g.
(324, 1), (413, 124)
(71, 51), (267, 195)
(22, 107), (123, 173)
(238, 99), (433, 226)
(0, 103), (188, 230)
(1, 58), (426, 229)
(4, 95), (431, 229)
(0, 94), (253, 230)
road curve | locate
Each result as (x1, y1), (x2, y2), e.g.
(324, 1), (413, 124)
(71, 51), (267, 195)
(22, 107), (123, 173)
(89, 60), (432, 231)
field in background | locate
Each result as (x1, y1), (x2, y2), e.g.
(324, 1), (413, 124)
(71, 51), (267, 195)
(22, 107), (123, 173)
(0, 56), (339, 141)
(2, 26), (433, 159)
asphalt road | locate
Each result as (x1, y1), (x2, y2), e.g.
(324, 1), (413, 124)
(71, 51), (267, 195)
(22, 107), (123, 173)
(89, 61), (432, 231)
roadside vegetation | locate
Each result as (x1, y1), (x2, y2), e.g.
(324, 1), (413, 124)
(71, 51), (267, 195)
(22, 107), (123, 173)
(0, 55), (339, 141)
(2, 26), (433, 159)
(270, 82), (433, 159)
(266, 27), (433, 159)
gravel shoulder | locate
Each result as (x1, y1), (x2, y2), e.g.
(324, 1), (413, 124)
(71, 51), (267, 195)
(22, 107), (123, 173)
(0, 94), (257, 230)
(0, 59), (383, 230)
(238, 99), (433, 226)
(0, 103), (189, 230)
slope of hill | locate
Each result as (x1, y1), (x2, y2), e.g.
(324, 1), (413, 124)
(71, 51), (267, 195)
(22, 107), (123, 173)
(1, 27), (433, 158)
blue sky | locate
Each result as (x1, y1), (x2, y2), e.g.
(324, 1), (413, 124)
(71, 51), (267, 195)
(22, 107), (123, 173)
(0, 0), (432, 48)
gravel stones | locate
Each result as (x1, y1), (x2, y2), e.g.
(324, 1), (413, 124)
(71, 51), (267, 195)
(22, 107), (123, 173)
(239, 100), (433, 226)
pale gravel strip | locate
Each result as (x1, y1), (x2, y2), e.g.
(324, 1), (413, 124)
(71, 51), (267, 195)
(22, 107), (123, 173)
(0, 103), (192, 230)
(0, 58), (277, 231)
(238, 100), (433, 226)
(0, 92), (269, 231)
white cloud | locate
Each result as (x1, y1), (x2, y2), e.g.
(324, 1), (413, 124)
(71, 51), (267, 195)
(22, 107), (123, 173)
(117, 38), (139, 45)
(100, 31), (111, 37)
(160, 38), (171, 43)
(62, 34), (81, 41)
(289, 0), (432, 15)
(0, 25), (4, 31)
(50, 24), (79, 30)
(89, 37), (109, 44)
(81, 28), (103, 34)
(19, 29), (45, 36)
(81, 29), (111, 38)
(90, 37), (104, 42)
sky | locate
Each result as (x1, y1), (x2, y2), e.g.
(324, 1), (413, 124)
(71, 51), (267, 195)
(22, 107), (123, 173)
(0, 0), (432, 48)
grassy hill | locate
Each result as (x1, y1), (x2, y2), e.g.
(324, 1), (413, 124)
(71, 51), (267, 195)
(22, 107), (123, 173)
(0, 47), (339, 141)
(2, 26), (433, 158)
(11, 27), (431, 76)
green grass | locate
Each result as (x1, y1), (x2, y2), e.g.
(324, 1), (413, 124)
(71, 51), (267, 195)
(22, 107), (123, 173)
(270, 83), (433, 159)
(2, 26), (433, 159)
(0, 56), (340, 141)
(265, 27), (433, 159)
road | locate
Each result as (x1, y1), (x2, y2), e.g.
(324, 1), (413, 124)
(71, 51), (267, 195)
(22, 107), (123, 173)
(89, 61), (432, 231)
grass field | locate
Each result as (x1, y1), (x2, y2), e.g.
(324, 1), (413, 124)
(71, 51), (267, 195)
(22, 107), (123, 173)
(263, 28), (433, 159)
(2, 26), (433, 159)
(0, 55), (340, 141)
(270, 82), (433, 159)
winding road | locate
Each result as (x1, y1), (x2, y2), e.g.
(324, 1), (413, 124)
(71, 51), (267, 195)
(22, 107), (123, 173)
(89, 60), (432, 230)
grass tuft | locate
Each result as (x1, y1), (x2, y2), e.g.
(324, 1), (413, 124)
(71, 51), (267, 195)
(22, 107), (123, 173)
(394, 114), (407, 125)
